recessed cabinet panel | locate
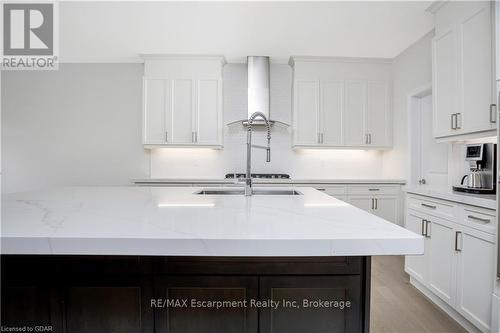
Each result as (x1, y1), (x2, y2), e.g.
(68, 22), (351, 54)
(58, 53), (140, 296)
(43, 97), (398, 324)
(294, 80), (319, 145)
(433, 30), (458, 138)
(344, 81), (366, 146)
(65, 287), (144, 333)
(144, 79), (167, 144)
(155, 276), (258, 333)
(460, 5), (494, 133)
(321, 81), (344, 146)
(366, 81), (390, 146)
(172, 79), (194, 144)
(259, 276), (362, 333)
(197, 80), (220, 144)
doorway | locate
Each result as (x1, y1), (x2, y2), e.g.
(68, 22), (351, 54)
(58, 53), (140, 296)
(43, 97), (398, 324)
(409, 86), (448, 188)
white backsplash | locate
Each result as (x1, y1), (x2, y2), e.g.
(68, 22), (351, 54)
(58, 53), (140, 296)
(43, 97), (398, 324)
(150, 63), (387, 180)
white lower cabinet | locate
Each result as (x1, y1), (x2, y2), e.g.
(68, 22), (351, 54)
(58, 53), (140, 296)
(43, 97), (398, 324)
(455, 226), (495, 332)
(427, 217), (456, 306)
(348, 195), (399, 224)
(405, 194), (495, 333)
(348, 196), (372, 212)
(405, 210), (429, 284)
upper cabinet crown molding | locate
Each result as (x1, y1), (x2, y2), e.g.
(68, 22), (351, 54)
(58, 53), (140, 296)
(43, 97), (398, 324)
(288, 56), (392, 67)
(142, 55), (224, 149)
(140, 54), (227, 65)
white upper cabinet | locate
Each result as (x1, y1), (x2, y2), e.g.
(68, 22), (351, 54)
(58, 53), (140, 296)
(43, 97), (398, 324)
(142, 55), (225, 148)
(290, 57), (392, 149)
(344, 80), (366, 146)
(432, 29), (459, 138)
(431, 1), (496, 139)
(366, 81), (391, 146)
(294, 80), (320, 145)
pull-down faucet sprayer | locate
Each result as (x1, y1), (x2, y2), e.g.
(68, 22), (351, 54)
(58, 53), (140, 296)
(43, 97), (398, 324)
(245, 112), (271, 196)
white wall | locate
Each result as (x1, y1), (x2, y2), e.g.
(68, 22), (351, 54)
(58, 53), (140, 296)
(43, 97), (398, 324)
(59, 2), (433, 63)
(383, 31), (434, 180)
(1, 64), (150, 193)
(150, 63), (386, 179)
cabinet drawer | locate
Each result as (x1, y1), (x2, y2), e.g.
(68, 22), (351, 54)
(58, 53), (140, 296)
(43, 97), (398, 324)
(460, 206), (495, 235)
(314, 185), (348, 196)
(348, 184), (400, 195)
(407, 195), (457, 220)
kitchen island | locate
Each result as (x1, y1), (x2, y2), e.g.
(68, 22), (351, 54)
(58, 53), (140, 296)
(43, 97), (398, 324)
(1, 186), (423, 333)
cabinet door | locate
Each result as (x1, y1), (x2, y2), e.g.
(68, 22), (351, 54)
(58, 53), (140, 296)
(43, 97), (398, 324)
(1, 285), (63, 332)
(154, 276), (258, 333)
(144, 79), (169, 144)
(171, 79), (194, 144)
(455, 226), (495, 332)
(196, 79), (221, 145)
(426, 218), (456, 307)
(320, 80), (343, 146)
(366, 81), (391, 147)
(348, 196), (372, 212)
(404, 210), (427, 284)
(294, 80), (319, 145)
(433, 29), (459, 138)
(372, 196), (398, 224)
(460, 3), (495, 133)
(344, 80), (366, 146)
(65, 284), (152, 333)
(259, 276), (363, 333)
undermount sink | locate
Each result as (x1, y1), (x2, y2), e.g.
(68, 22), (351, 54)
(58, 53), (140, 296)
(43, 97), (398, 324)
(195, 189), (302, 196)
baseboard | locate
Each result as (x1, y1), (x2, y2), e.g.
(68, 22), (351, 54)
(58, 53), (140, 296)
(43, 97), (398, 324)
(409, 277), (483, 333)
(491, 293), (500, 333)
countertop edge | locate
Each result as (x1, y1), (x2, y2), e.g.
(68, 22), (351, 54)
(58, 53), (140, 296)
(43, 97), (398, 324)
(403, 187), (496, 210)
(132, 178), (407, 185)
(1, 237), (424, 257)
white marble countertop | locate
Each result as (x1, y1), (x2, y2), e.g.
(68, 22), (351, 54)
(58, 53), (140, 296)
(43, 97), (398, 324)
(133, 178), (406, 185)
(1, 186), (423, 257)
(403, 186), (496, 210)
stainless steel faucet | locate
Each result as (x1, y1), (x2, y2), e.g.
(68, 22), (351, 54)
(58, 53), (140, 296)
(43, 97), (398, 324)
(245, 112), (271, 196)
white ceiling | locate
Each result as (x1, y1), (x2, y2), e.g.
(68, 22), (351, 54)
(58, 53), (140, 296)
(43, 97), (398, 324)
(60, 1), (435, 63)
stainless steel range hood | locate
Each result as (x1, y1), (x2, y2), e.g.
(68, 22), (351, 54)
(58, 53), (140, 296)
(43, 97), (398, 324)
(224, 56), (287, 128)
(245, 56), (272, 126)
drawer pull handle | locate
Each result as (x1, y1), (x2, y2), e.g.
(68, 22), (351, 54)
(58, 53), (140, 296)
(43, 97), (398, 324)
(425, 220), (431, 238)
(421, 219), (425, 236)
(317, 188), (326, 192)
(455, 231), (462, 252)
(467, 215), (490, 223)
(421, 203), (437, 209)
(368, 188), (380, 191)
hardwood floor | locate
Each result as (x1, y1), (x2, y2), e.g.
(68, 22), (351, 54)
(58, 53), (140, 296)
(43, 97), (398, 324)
(370, 256), (466, 333)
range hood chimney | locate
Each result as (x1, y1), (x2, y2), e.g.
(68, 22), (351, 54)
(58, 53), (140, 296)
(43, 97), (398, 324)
(228, 56), (288, 128)
(246, 56), (271, 125)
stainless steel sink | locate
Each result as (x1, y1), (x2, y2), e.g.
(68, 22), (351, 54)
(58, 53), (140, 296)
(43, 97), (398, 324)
(195, 189), (302, 195)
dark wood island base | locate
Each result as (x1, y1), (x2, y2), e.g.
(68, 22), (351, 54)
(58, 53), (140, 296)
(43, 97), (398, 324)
(1, 255), (371, 333)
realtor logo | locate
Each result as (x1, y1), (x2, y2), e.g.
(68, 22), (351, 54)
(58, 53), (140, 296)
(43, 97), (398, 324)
(1, 2), (58, 70)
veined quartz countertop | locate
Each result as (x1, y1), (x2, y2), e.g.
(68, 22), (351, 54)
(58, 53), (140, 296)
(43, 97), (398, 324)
(133, 178), (406, 185)
(404, 186), (496, 210)
(2, 186), (422, 256)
